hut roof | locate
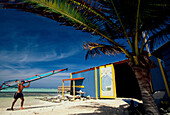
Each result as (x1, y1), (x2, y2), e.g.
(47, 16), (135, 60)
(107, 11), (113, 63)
(72, 59), (129, 75)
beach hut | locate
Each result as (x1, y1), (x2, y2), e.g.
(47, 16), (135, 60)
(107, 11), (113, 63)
(61, 42), (170, 100)
(151, 41), (170, 98)
(62, 60), (141, 100)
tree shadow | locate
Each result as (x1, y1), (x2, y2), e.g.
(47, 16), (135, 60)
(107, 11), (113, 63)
(69, 104), (129, 115)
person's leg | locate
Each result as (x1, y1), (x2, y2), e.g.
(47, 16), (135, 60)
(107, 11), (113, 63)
(20, 97), (24, 110)
(11, 99), (17, 110)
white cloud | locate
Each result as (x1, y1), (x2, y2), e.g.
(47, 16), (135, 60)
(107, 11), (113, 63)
(0, 48), (80, 63)
(24, 49), (79, 62)
(0, 67), (44, 81)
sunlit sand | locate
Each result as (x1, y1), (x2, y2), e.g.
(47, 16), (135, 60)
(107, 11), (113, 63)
(0, 96), (142, 115)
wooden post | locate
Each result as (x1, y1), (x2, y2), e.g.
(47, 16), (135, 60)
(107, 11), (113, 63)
(157, 58), (170, 98)
(73, 80), (75, 101)
(70, 73), (72, 95)
(95, 67), (98, 100)
(70, 73), (72, 79)
(62, 81), (64, 98)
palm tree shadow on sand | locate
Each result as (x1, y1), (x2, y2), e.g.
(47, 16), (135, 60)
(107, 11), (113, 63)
(69, 104), (129, 115)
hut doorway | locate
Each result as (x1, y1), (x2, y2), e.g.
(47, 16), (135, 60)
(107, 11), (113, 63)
(114, 63), (141, 100)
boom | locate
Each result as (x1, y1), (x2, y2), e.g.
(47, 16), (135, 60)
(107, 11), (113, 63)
(0, 68), (68, 90)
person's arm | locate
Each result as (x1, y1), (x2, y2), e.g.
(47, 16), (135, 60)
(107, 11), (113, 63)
(17, 80), (20, 86)
(24, 82), (30, 88)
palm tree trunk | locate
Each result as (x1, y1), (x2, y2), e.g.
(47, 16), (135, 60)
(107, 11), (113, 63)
(132, 66), (160, 115)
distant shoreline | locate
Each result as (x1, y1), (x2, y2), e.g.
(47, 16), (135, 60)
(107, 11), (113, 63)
(0, 88), (62, 97)
(0, 92), (59, 98)
(0, 88), (58, 93)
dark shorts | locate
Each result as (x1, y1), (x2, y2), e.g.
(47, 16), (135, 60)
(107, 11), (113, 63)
(14, 93), (24, 99)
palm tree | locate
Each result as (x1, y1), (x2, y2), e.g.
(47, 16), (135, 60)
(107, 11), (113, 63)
(1, 0), (169, 114)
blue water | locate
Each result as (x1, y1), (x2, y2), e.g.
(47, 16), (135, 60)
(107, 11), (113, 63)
(0, 88), (59, 97)
(1, 88), (58, 92)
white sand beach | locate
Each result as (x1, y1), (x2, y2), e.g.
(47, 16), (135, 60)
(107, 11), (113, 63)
(0, 96), (142, 115)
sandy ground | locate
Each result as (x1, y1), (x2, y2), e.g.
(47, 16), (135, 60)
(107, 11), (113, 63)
(0, 97), (142, 115)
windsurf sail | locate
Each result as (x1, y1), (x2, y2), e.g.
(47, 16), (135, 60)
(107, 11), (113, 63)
(0, 68), (68, 90)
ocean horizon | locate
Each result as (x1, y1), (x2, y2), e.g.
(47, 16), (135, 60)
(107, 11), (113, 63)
(0, 88), (60, 97)
(0, 88), (58, 93)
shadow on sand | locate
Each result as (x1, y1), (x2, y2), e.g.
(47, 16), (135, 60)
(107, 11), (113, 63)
(7, 105), (55, 111)
(70, 103), (129, 115)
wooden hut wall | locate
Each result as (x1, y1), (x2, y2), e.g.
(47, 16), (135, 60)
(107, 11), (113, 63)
(150, 56), (166, 92)
(151, 41), (170, 97)
(72, 70), (96, 97)
(161, 47), (170, 87)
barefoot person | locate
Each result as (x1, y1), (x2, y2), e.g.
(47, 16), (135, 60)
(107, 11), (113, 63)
(11, 80), (30, 110)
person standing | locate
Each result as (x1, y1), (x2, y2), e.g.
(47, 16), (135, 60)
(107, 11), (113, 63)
(11, 80), (30, 110)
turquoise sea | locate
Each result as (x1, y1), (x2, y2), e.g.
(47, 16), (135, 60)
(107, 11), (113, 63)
(0, 88), (59, 97)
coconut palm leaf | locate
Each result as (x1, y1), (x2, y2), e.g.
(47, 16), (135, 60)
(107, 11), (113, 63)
(69, 0), (124, 34)
(83, 42), (123, 59)
(1, 0), (98, 33)
(1, 0), (130, 56)
(1, 0), (169, 59)
(97, 0), (169, 49)
(147, 25), (170, 52)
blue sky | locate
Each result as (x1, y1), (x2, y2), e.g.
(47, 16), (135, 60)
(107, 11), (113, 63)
(0, 9), (126, 88)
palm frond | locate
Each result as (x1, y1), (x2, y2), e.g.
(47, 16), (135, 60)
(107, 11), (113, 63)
(1, 0), (169, 59)
(2, 0), (100, 33)
(83, 42), (122, 60)
(134, 0), (141, 58)
(2, 0), (127, 48)
(147, 25), (170, 52)
(69, 0), (124, 34)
